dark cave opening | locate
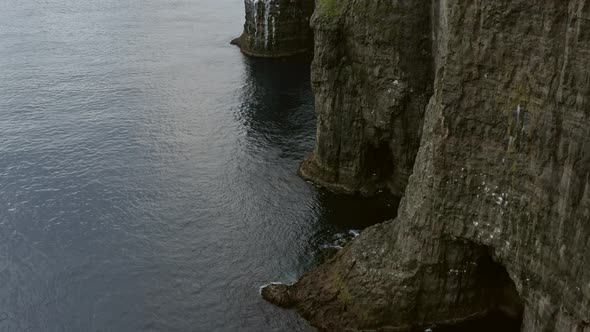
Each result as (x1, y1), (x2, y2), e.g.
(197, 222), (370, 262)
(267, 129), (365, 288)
(426, 244), (525, 332)
(363, 140), (395, 189)
(476, 252), (524, 327)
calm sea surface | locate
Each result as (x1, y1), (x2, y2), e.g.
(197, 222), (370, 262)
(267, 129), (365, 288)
(0, 1), (395, 331)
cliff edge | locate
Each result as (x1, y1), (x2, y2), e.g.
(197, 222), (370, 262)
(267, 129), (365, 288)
(264, 0), (590, 331)
(299, 0), (433, 197)
(232, 0), (314, 58)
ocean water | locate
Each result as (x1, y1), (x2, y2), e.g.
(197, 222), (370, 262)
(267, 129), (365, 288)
(0, 1), (396, 331)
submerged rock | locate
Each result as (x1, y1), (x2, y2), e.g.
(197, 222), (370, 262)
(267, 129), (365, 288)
(266, 0), (590, 331)
(232, 0), (314, 58)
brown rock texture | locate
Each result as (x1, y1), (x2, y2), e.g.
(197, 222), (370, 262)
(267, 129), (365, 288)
(232, 0), (314, 58)
(265, 0), (590, 331)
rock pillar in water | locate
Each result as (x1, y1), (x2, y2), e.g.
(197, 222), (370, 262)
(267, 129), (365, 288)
(232, 0), (314, 58)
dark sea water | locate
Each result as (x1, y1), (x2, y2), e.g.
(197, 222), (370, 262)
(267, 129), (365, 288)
(0, 1), (396, 331)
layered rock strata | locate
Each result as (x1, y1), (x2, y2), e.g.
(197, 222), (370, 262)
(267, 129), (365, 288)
(232, 0), (314, 58)
(264, 0), (590, 331)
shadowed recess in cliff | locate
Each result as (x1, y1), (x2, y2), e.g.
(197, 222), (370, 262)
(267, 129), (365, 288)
(362, 141), (395, 193)
(298, 0), (434, 197)
(263, 239), (524, 332)
(425, 243), (524, 332)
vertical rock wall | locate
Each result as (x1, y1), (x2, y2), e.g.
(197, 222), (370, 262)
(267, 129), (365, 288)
(299, 0), (433, 197)
(264, 0), (590, 331)
(232, 0), (314, 58)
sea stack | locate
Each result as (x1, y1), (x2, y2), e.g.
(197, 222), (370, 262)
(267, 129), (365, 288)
(231, 0), (314, 58)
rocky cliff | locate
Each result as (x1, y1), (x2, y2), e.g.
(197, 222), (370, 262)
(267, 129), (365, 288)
(232, 0), (314, 57)
(299, 0), (433, 197)
(264, 0), (590, 331)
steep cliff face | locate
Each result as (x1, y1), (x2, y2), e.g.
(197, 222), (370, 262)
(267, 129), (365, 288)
(299, 0), (433, 197)
(264, 0), (590, 331)
(232, 0), (314, 57)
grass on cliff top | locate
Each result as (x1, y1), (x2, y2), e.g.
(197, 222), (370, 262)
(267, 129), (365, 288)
(318, 0), (345, 16)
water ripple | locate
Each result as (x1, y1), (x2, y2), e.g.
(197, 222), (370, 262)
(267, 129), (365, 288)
(0, 0), (396, 331)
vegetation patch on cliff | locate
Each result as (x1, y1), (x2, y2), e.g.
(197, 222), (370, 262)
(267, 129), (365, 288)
(317, 0), (345, 17)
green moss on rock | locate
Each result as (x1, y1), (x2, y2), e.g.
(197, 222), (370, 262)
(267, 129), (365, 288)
(318, 0), (345, 17)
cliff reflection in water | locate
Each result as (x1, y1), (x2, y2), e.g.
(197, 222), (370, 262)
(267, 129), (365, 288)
(237, 56), (315, 155)
(235, 55), (401, 271)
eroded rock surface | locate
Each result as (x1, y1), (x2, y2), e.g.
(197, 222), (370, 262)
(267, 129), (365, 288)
(266, 0), (590, 331)
(232, 0), (314, 58)
(300, 0), (433, 197)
